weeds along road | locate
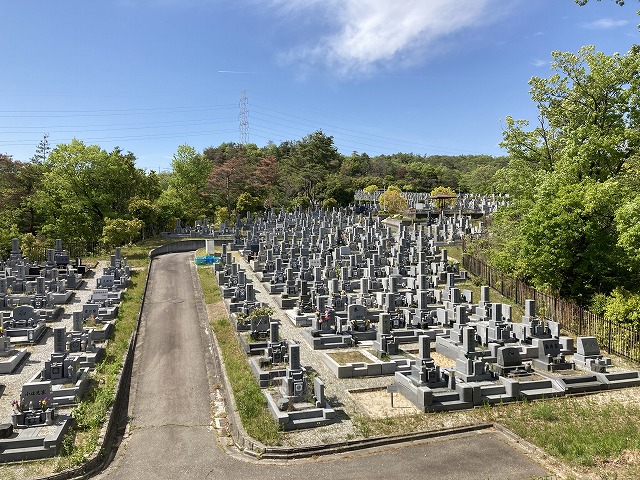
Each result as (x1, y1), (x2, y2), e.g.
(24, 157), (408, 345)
(94, 252), (553, 480)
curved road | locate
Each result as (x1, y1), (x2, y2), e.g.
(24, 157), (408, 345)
(95, 252), (555, 480)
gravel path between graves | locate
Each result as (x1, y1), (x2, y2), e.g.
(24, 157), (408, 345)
(0, 263), (104, 423)
(234, 252), (432, 446)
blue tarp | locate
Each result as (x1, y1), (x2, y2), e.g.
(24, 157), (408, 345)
(194, 255), (220, 265)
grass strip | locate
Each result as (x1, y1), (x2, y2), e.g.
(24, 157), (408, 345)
(196, 265), (281, 445)
(54, 262), (148, 470)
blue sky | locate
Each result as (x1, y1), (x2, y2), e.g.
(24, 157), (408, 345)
(1, 0), (638, 172)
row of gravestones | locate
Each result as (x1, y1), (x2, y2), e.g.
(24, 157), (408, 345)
(213, 210), (462, 425)
(216, 208), (640, 417)
(352, 191), (509, 213)
(0, 242), (130, 461)
(165, 193), (504, 240)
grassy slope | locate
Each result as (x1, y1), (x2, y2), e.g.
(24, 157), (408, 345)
(196, 262), (281, 445)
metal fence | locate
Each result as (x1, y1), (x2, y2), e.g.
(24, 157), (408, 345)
(12, 240), (104, 263)
(462, 253), (640, 363)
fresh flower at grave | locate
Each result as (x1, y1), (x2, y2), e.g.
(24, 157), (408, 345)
(39, 398), (49, 410)
(11, 399), (23, 412)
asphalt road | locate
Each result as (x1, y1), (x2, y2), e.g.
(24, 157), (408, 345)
(94, 252), (555, 480)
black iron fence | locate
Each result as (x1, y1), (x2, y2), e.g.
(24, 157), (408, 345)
(462, 253), (640, 363)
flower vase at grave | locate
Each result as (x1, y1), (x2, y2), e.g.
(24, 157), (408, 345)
(11, 412), (23, 428)
(45, 407), (54, 425)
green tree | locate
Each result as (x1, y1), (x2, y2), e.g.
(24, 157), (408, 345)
(34, 140), (144, 245)
(236, 192), (262, 217)
(128, 198), (159, 239)
(280, 131), (341, 203)
(379, 187), (408, 214)
(169, 145), (213, 223)
(102, 218), (145, 248)
(486, 45), (640, 307)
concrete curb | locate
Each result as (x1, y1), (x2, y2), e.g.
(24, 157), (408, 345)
(257, 423), (493, 460)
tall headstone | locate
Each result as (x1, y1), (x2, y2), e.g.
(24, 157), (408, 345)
(289, 343), (301, 371)
(53, 326), (66, 353)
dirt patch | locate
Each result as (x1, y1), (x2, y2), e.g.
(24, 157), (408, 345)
(431, 351), (456, 369)
(328, 351), (373, 364)
(349, 388), (421, 418)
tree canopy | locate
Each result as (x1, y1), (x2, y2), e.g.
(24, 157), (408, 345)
(483, 44), (640, 312)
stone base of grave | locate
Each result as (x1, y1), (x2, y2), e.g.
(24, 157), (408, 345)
(349, 329), (378, 342)
(49, 291), (74, 305)
(531, 358), (575, 372)
(0, 349), (28, 374)
(88, 321), (114, 342)
(476, 382), (516, 405)
(594, 370), (640, 390)
(264, 283), (285, 294)
(393, 328), (444, 344)
(300, 330), (354, 350)
(321, 352), (403, 379)
(539, 371), (603, 394)
(394, 373), (473, 412)
(263, 392), (337, 430)
(275, 296), (296, 309)
(513, 377), (565, 400)
(0, 413), (71, 463)
(97, 305), (118, 320)
(69, 347), (105, 369)
(249, 358), (288, 388)
(284, 310), (313, 327)
(67, 278), (86, 290)
(25, 367), (91, 406)
(255, 272), (273, 283)
(4, 324), (48, 345)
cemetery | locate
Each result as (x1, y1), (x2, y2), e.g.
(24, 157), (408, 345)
(208, 204), (640, 428)
(0, 240), (130, 462)
(2, 196), (640, 467)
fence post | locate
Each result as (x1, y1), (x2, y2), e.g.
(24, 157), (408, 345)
(607, 318), (612, 354)
(579, 308), (583, 336)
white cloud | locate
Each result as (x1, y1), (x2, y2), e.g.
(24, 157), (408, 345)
(272, 0), (501, 76)
(532, 59), (547, 68)
(583, 18), (629, 29)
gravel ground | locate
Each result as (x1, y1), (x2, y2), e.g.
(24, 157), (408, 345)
(0, 262), (104, 422)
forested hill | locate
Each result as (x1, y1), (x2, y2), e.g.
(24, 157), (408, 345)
(0, 136), (506, 254)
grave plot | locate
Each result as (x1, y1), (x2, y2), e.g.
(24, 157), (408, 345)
(66, 312), (106, 368)
(80, 303), (115, 342)
(262, 343), (337, 431)
(0, 335), (28, 374)
(1, 305), (47, 344)
(2, 381), (72, 463)
(0, 243), (129, 462)
(244, 321), (290, 387)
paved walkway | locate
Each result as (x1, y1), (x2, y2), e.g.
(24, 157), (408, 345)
(95, 252), (555, 480)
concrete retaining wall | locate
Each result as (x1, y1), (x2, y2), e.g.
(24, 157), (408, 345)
(149, 240), (205, 258)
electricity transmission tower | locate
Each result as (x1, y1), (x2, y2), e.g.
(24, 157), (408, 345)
(239, 91), (249, 145)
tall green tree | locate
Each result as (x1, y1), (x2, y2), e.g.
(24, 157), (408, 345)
(486, 45), (640, 306)
(280, 131), (341, 204)
(34, 139), (147, 245)
(169, 145), (214, 223)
